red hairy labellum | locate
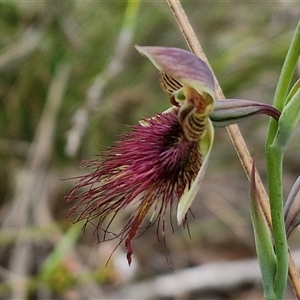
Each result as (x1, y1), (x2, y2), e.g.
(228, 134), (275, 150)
(66, 109), (202, 264)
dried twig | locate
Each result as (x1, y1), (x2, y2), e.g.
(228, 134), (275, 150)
(166, 0), (300, 298)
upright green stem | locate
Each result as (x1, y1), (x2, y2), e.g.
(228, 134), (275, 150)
(266, 145), (287, 299)
(266, 19), (300, 299)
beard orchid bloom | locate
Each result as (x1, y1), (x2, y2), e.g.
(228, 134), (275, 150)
(66, 46), (280, 265)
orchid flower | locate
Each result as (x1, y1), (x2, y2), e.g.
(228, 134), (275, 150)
(66, 46), (280, 265)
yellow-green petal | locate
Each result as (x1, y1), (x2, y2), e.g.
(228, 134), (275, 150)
(177, 118), (214, 224)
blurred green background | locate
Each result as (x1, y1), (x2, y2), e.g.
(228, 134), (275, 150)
(0, 1), (299, 299)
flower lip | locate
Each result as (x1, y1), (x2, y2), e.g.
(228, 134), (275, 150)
(66, 108), (203, 265)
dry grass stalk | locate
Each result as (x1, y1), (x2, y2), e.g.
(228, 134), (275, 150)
(166, 0), (300, 298)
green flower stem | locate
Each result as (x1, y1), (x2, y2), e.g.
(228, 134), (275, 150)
(265, 19), (300, 299)
(266, 145), (287, 299)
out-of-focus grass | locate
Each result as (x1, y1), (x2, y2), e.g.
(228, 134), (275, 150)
(0, 1), (299, 299)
